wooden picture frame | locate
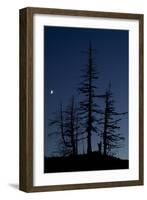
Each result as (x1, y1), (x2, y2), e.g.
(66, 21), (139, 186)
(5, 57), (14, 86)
(19, 7), (144, 192)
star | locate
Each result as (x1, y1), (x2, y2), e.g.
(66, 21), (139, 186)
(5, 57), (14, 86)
(50, 90), (54, 95)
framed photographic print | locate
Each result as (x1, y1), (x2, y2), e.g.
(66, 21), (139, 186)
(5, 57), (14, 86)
(19, 7), (144, 192)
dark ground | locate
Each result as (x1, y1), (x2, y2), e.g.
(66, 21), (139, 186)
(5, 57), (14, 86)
(44, 152), (129, 173)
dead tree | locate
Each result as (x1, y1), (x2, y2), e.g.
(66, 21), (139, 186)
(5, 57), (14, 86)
(79, 43), (100, 154)
(49, 102), (72, 156)
(63, 96), (80, 155)
(99, 83), (127, 157)
(49, 98), (81, 156)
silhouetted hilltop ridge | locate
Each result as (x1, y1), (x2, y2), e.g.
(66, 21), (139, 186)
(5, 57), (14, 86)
(44, 151), (128, 173)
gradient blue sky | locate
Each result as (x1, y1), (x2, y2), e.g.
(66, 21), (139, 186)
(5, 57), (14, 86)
(44, 26), (128, 159)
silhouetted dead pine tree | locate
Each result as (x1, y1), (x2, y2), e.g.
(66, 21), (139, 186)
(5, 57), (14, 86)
(49, 102), (72, 156)
(64, 96), (80, 156)
(49, 98), (81, 157)
(99, 83), (127, 157)
(79, 43), (99, 154)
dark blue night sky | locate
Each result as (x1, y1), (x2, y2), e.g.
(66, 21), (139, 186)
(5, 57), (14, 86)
(44, 26), (128, 159)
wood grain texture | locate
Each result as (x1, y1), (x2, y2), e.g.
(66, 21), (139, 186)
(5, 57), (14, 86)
(19, 8), (33, 192)
(19, 7), (144, 192)
(139, 14), (144, 185)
